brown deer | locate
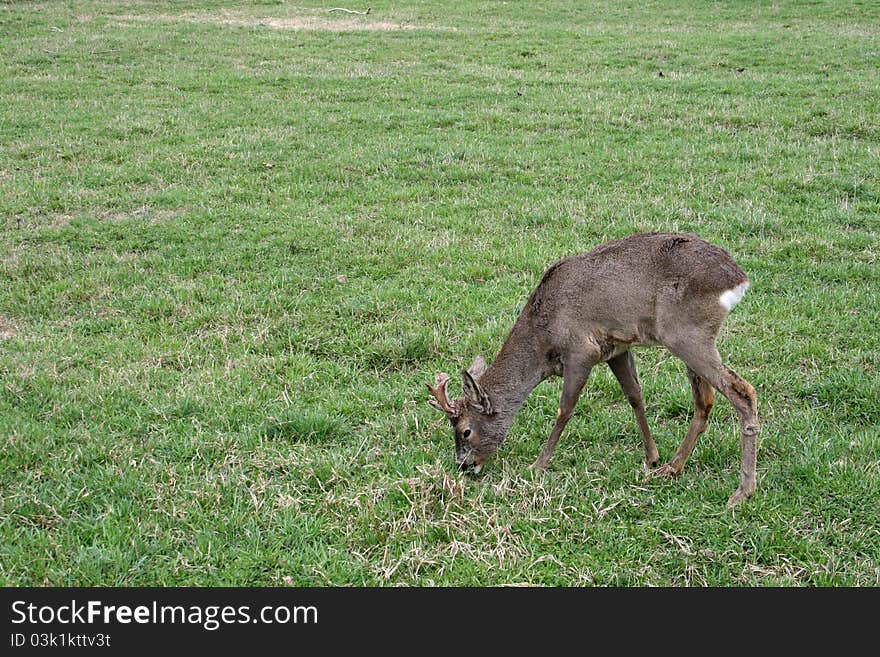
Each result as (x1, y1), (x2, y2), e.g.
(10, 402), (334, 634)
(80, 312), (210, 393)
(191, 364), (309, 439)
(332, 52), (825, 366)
(427, 232), (759, 506)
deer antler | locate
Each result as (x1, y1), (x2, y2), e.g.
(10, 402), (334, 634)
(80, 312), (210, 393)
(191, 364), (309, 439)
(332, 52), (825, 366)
(426, 371), (459, 416)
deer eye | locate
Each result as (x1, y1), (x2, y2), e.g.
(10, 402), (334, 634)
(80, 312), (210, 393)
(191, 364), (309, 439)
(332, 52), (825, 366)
(462, 428), (472, 439)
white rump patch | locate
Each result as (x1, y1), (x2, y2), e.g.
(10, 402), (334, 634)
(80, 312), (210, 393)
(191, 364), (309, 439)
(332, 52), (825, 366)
(719, 282), (750, 311)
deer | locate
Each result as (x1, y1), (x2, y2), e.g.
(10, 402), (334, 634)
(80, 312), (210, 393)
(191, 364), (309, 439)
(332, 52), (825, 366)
(426, 232), (759, 507)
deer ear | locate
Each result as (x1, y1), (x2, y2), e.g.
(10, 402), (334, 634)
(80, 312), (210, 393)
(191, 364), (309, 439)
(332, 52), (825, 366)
(461, 368), (492, 415)
(467, 355), (488, 380)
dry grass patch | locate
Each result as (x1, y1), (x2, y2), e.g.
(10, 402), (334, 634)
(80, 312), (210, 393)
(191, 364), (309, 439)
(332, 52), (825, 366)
(101, 207), (185, 224)
(46, 207), (185, 228)
(114, 9), (446, 32)
(0, 315), (19, 340)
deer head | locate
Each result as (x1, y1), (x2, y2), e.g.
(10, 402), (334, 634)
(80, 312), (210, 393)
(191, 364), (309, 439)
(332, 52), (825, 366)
(427, 355), (505, 473)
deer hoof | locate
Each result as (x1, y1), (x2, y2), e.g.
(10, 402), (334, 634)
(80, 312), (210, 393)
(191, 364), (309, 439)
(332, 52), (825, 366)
(726, 485), (755, 507)
(654, 463), (682, 478)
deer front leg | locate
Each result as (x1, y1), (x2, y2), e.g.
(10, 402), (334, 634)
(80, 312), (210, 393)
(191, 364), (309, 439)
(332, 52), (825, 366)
(532, 355), (596, 471)
(607, 351), (660, 468)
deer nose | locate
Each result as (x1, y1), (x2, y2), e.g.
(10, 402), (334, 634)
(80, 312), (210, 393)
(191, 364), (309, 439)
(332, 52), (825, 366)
(456, 459), (483, 475)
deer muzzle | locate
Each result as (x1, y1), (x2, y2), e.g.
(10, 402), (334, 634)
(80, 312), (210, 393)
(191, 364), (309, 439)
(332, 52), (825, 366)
(456, 452), (484, 475)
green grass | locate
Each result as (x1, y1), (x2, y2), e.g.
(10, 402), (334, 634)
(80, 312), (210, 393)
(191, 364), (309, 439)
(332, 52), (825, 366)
(1, 0), (878, 586)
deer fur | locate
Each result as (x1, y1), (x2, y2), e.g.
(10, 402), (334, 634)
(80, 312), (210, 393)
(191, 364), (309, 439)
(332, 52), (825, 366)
(427, 232), (759, 507)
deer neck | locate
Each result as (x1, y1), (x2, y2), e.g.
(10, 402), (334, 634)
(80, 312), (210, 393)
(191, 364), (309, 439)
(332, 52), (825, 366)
(479, 322), (548, 433)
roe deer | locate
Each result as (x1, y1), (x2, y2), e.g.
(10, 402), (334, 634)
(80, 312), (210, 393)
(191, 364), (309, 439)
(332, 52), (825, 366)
(427, 232), (759, 507)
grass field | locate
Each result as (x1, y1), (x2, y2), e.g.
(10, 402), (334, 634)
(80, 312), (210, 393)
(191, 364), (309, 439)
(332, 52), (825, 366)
(1, 0), (878, 586)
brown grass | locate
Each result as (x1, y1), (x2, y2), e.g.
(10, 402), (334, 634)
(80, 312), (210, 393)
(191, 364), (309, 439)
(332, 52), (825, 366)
(0, 315), (18, 340)
(47, 207), (184, 228)
(114, 10), (446, 32)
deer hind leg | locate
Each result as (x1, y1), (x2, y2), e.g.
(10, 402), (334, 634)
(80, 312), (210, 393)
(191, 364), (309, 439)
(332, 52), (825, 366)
(719, 364), (759, 507)
(532, 352), (598, 472)
(666, 340), (759, 506)
(655, 367), (714, 478)
(607, 351), (660, 468)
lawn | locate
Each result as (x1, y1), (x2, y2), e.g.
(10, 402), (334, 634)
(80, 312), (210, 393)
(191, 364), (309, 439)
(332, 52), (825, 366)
(1, 0), (878, 585)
